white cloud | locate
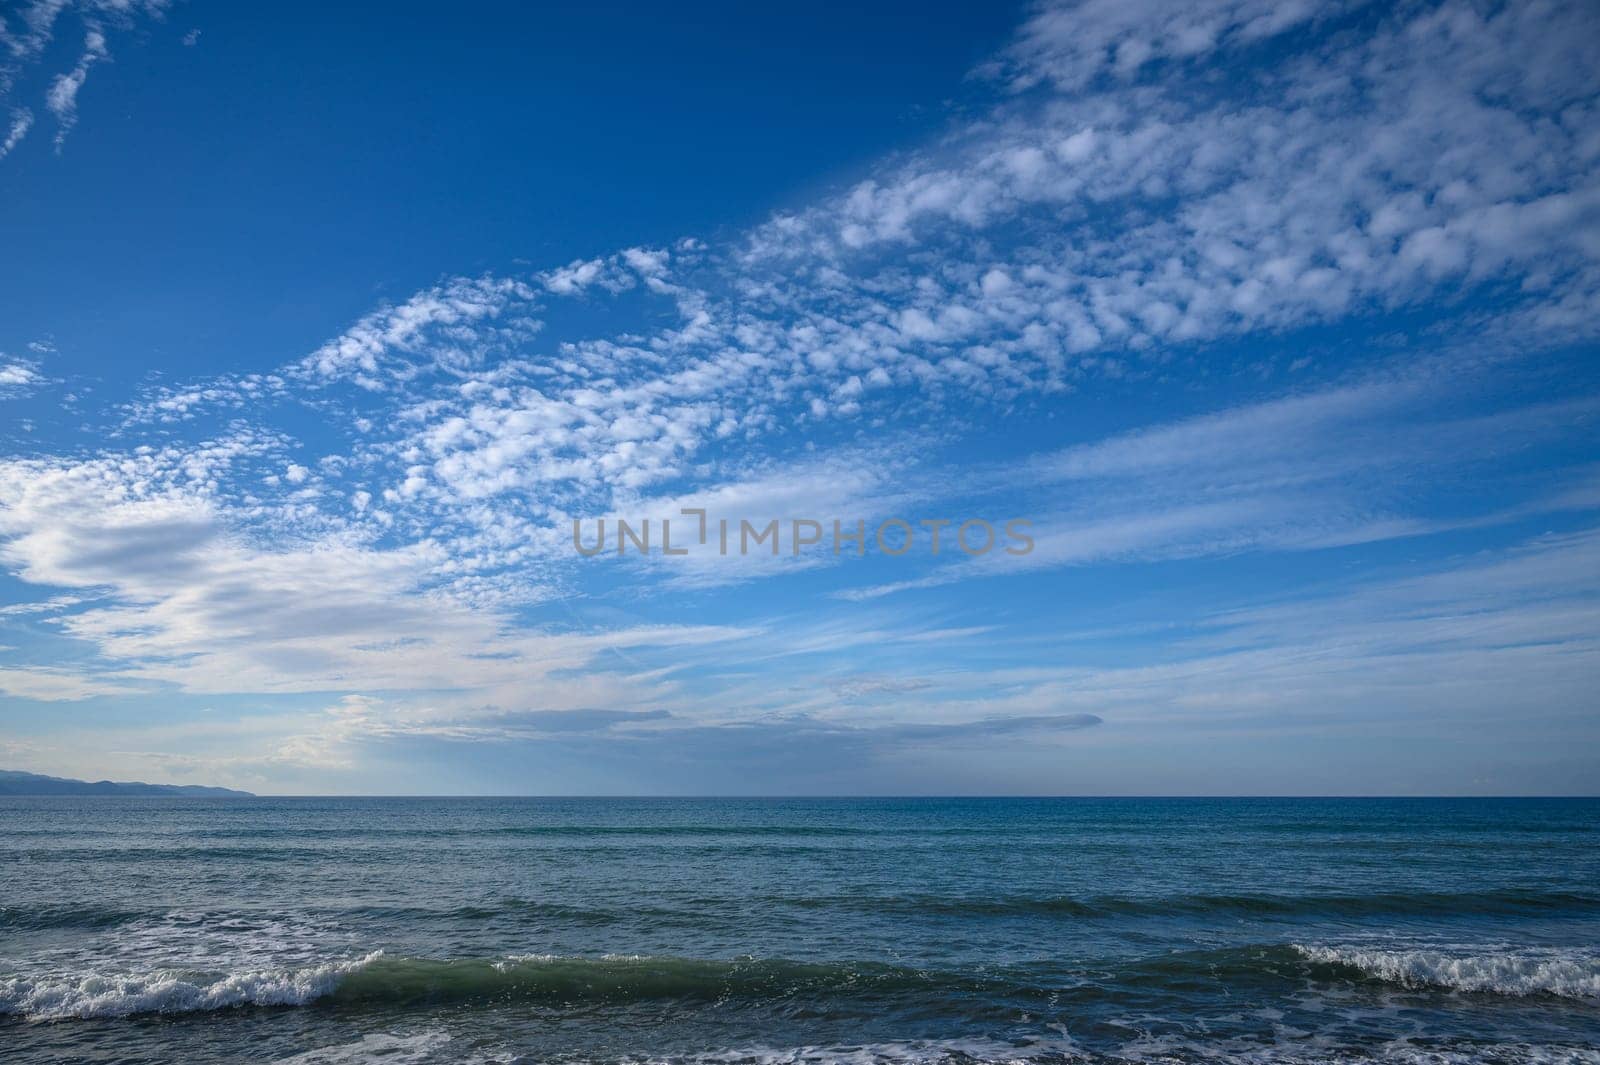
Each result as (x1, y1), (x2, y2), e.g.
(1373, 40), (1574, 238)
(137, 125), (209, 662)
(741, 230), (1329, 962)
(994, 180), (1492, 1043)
(746, 0), (1600, 363)
(0, 446), (750, 700)
(0, 2), (168, 155)
(87, 3), (1600, 672)
(0, 107), (32, 158)
(841, 378), (1600, 599)
(107, 0), (1599, 556)
(1078, 528), (1600, 729)
(987, 0), (1361, 91)
(0, 666), (138, 701)
(0, 592), (83, 616)
(44, 24), (105, 147)
(621, 246), (670, 278)
(813, 527), (1600, 747)
(296, 276), (540, 388)
(0, 359), (43, 395)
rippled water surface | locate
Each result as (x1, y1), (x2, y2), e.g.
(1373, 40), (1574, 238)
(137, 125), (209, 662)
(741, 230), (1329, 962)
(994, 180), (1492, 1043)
(2, 797), (1597, 1063)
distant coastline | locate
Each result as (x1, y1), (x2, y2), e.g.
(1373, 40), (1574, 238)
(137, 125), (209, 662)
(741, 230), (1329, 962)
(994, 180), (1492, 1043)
(0, 769), (253, 798)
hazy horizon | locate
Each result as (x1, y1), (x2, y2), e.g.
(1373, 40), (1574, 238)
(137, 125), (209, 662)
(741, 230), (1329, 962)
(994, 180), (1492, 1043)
(5, 767), (1598, 800)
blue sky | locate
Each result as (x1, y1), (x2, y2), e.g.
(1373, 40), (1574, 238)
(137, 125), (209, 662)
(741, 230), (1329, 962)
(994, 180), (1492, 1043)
(1, 0), (1597, 796)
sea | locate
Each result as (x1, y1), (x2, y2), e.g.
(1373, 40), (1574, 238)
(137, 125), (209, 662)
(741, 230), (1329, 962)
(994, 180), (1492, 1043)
(0, 797), (1596, 1064)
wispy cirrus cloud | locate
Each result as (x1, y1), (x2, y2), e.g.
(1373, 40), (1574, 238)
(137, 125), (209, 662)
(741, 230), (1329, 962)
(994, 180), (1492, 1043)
(0, 0), (168, 156)
(0, 107), (31, 159)
(1043, 527), (1600, 735)
(840, 377), (1600, 599)
(0, 665), (139, 702)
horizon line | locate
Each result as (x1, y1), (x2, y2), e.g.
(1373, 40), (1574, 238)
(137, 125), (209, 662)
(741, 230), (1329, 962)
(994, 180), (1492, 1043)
(7, 793), (1598, 800)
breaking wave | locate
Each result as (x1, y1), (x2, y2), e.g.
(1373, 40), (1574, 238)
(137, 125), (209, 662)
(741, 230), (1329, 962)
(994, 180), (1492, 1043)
(9, 942), (1600, 1022)
(0, 952), (383, 1020)
(0, 953), (1021, 1020)
(1295, 944), (1600, 999)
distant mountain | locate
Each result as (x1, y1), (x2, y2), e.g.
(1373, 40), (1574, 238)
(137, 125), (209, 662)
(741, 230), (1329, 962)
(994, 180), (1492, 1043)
(0, 769), (253, 798)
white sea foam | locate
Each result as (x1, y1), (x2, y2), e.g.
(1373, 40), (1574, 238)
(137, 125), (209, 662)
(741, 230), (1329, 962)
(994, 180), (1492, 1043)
(266, 1035), (1600, 1065)
(1116, 1035), (1600, 1065)
(629, 1036), (1084, 1065)
(611, 1037), (1600, 1065)
(270, 1033), (1082, 1065)
(1295, 943), (1600, 999)
(0, 950), (383, 1020)
(271, 1030), (455, 1065)
(490, 952), (556, 972)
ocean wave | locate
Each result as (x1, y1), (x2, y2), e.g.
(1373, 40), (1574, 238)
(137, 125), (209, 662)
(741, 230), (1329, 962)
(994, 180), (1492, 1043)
(796, 889), (1600, 921)
(10, 942), (1600, 1022)
(0, 951), (383, 1020)
(0, 953), (1019, 1020)
(328, 954), (1011, 1008)
(0, 903), (146, 932)
(1295, 944), (1600, 999)
(5, 887), (1596, 936)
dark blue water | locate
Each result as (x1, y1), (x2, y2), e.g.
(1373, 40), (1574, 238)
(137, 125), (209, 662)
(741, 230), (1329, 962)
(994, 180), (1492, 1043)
(2, 797), (1597, 1063)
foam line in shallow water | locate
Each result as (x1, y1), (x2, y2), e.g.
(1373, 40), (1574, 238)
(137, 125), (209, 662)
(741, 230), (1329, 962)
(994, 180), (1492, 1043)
(266, 1031), (1600, 1065)
(334, 953), (1021, 1008)
(268, 1031), (1083, 1065)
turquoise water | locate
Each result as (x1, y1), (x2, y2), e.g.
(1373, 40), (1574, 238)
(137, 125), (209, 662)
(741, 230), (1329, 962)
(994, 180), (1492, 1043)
(1, 797), (1597, 1063)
